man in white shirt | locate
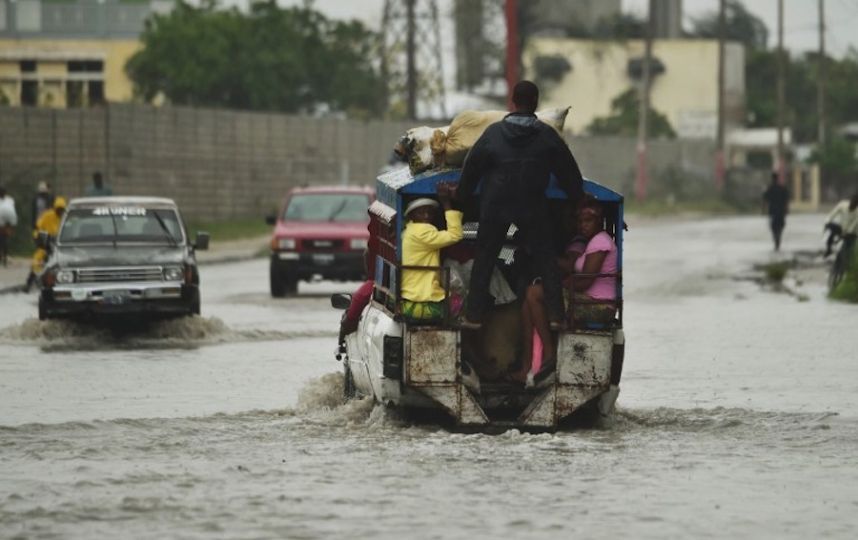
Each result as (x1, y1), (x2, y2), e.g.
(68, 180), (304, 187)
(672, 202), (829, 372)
(824, 193), (858, 257)
(0, 185), (18, 265)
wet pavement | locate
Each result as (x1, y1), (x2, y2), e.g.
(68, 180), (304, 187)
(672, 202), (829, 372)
(2, 214), (857, 539)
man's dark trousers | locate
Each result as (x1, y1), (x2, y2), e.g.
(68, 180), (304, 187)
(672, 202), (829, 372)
(465, 212), (563, 324)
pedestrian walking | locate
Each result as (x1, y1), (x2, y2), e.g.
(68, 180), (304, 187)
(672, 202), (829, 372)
(31, 181), (54, 230)
(84, 171), (113, 197)
(763, 173), (790, 251)
(0, 185), (18, 266)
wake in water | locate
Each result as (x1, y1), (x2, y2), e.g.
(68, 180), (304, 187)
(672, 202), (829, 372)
(0, 316), (337, 349)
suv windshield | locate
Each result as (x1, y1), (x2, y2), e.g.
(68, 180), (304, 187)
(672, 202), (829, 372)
(283, 193), (369, 222)
(59, 207), (184, 245)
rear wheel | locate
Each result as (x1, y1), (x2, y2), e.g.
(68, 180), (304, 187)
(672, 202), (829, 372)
(829, 252), (846, 292)
(343, 361), (356, 399)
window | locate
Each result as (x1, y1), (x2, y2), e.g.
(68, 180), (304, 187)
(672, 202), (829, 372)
(87, 81), (105, 106)
(60, 208), (184, 245)
(68, 60), (104, 73)
(66, 81), (84, 108)
(21, 81), (38, 107)
(284, 194), (371, 223)
(20, 60), (37, 73)
(15, 0), (42, 32)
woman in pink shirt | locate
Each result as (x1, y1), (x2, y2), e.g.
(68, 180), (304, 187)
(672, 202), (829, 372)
(511, 201), (617, 385)
(565, 203), (618, 321)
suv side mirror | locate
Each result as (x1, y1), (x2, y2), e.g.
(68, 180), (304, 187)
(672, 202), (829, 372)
(330, 293), (352, 310)
(194, 232), (210, 251)
(36, 231), (50, 249)
(265, 214), (277, 226)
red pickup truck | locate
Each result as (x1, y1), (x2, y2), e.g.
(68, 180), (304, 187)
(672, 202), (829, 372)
(266, 186), (374, 296)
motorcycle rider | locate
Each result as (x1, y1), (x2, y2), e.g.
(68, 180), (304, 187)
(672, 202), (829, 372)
(25, 196), (66, 292)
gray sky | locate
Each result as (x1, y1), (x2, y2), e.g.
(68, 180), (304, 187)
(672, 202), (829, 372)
(625, 0), (858, 57)
(270, 0), (858, 58)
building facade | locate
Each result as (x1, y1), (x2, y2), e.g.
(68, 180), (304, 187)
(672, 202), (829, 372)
(524, 38), (745, 139)
(0, 0), (171, 107)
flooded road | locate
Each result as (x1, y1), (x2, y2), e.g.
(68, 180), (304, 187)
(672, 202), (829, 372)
(2, 214), (858, 539)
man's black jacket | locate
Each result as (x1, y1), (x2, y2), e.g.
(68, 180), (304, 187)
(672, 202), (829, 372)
(455, 112), (584, 221)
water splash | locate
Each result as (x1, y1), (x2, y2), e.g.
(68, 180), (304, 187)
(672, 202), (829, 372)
(0, 317), (336, 349)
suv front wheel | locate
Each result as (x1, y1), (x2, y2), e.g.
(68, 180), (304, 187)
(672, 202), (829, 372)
(270, 258), (298, 297)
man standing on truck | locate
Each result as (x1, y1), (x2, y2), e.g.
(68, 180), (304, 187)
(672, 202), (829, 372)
(455, 80), (585, 329)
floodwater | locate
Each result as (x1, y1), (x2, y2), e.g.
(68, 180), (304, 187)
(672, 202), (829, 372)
(2, 214), (857, 539)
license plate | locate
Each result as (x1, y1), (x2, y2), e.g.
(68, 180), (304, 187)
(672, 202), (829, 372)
(102, 290), (130, 305)
(312, 254), (335, 265)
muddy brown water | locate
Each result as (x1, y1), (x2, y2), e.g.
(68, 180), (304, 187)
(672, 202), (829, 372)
(2, 214), (857, 539)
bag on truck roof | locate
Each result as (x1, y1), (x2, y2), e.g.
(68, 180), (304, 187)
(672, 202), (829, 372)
(442, 106), (570, 167)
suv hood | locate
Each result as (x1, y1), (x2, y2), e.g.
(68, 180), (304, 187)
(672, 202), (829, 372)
(53, 245), (188, 268)
(274, 220), (369, 239)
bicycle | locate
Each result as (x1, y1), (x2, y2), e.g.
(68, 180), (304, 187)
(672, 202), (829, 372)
(828, 233), (856, 292)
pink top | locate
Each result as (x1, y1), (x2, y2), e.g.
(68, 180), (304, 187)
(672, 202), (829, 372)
(573, 231), (617, 301)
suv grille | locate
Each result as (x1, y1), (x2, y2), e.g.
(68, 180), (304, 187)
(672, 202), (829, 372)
(77, 267), (163, 283)
(302, 239), (343, 251)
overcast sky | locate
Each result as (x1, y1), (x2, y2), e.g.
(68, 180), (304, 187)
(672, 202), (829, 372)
(270, 0), (858, 58)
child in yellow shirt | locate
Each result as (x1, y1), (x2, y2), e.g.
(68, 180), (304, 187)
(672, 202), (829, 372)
(400, 183), (463, 322)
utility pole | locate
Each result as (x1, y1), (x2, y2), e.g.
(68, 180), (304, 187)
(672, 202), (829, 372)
(776, 0), (786, 186)
(818, 0), (826, 148)
(405, 0), (417, 120)
(635, 0), (654, 202)
(505, 0), (519, 110)
(715, 0), (726, 191)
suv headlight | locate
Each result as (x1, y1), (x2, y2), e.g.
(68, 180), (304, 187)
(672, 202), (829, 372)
(278, 238), (296, 250)
(349, 238), (368, 250)
(163, 266), (184, 281)
(55, 269), (75, 284)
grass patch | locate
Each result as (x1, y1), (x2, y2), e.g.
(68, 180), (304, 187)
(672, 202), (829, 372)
(830, 250), (858, 303)
(625, 198), (740, 217)
(753, 261), (791, 283)
(185, 218), (271, 243)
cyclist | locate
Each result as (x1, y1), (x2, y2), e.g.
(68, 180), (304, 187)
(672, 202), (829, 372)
(824, 193), (858, 258)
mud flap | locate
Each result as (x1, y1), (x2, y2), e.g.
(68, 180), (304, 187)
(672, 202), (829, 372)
(517, 386), (557, 428)
(417, 385), (489, 426)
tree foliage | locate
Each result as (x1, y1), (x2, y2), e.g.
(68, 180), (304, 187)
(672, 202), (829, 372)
(689, 0), (768, 50)
(810, 136), (858, 198)
(126, 1), (385, 116)
(586, 88), (676, 139)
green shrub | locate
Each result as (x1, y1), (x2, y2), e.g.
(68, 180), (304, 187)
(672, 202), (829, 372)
(830, 249), (858, 303)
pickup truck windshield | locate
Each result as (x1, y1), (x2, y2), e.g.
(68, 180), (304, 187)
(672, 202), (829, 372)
(59, 207), (184, 244)
(284, 194), (369, 222)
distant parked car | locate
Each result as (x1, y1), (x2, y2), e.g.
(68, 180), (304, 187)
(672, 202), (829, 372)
(38, 197), (209, 320)
(266, 186), (373, 297)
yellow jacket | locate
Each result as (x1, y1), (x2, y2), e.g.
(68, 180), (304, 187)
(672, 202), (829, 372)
(34, 209), (62, 238)
(401, 210), (463, 302)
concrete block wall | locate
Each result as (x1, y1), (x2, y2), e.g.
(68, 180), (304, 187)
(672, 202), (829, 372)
(0, 104), (716, 222)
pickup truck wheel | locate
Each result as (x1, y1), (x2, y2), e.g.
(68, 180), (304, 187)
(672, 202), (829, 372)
(38, 295), (48, 321)
(190, 292), (201, 316)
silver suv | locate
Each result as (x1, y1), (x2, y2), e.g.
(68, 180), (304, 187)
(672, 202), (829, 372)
(38, 197), (209, 320)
